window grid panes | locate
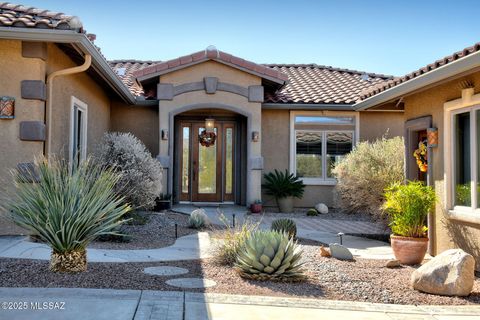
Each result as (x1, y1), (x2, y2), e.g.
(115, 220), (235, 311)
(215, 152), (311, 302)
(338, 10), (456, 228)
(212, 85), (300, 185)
(327, 132), (353, 178)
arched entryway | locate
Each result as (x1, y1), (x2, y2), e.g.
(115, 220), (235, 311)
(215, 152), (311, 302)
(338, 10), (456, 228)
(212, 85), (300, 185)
(170, 105), (249, 205)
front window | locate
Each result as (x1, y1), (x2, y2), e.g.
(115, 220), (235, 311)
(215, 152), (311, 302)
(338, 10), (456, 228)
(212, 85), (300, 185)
(453, 108), (479, 211)
(293, 115), (354, 183)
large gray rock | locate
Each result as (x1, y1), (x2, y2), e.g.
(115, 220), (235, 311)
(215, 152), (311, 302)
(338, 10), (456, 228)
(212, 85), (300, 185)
(411, 249), (475, 296)
(329, 243), (354, 261)
(315, 203), (328, 214)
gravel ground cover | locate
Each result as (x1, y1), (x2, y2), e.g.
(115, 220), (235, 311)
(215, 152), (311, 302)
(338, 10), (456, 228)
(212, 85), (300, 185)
(89, 211), (208, 250)
(1, 241), (478, 305)
(260, 207), (385, 223)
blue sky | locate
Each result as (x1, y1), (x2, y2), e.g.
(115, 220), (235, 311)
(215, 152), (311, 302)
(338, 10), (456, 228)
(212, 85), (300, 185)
(23, 0), (480, 76)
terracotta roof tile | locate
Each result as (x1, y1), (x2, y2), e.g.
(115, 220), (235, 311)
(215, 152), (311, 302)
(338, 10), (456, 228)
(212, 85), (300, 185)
(108, 60), (161, 97)
(359, 42), (480, 100)
(0, 2), (83, 31)
(265, 64), (392, 104)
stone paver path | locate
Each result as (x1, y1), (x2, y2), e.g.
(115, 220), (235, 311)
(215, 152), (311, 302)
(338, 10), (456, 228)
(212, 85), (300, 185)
(1, 287), (479, 320)
(0, 232), (212, 262)
(166, 278), (217, 289)
(144, 266), (189, 276)
(173, 204), (395, 260)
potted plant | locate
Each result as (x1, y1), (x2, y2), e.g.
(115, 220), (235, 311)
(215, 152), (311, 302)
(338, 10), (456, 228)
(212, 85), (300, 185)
(250, 200), (263, 214)
(263, 169), (305, 213)
(154, 193), (172, 211)
(383, 181), (436, 265)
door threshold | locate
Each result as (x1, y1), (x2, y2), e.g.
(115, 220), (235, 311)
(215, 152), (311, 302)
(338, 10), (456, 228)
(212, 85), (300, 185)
(178, 201), (236, 206)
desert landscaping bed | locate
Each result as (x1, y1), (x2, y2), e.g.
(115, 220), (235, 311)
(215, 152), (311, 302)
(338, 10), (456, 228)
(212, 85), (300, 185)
(89, 211), (209, 250)
(1, 241), (478, 305)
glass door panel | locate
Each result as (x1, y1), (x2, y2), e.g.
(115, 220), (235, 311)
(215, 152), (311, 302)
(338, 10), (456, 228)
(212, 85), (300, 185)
(224, 125), (234, 201)
(198, 127), (218, 194)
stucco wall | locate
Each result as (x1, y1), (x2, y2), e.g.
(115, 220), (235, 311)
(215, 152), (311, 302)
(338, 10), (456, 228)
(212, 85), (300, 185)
(110, 100), (159, 155)
(403, 71), (480, 270)
(158, 60), (263, 204)
(359, 111), (404, 141)
(46, 43), (111, 159)
(0, 40), (45, 235)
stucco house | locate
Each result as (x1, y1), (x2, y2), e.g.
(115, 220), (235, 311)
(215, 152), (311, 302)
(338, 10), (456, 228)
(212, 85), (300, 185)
(356, 43), (480, 270)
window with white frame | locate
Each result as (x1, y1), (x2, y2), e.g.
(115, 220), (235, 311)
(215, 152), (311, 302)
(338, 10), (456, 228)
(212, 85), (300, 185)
(292, 114), (355, 184)
(70, 97), (88, 166)
(452, 107), (479, 211)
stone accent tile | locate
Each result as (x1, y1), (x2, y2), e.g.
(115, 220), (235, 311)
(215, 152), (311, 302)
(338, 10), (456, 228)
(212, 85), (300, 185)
(19, 121), (46, 141)
(157, 84), (174, 100)
(248, 85), (264, 102)
(156, 155), (170, 168)
(21, 80), (46, 101)
(249, 157), (263, 170)
(204, 77), (218, 94)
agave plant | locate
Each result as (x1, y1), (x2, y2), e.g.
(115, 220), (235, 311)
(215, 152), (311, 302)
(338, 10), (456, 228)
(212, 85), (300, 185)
(5, 157), (131, 272)
(235, 230), (305, 281)
(271, 218), (297, 238)
(188, 209), (210, 229)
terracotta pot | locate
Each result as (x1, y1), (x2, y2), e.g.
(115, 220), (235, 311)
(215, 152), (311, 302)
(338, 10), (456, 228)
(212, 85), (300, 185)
(277, 196), (294, 213)
(250, 203), (262, 214)
(390, 235), (428, 265)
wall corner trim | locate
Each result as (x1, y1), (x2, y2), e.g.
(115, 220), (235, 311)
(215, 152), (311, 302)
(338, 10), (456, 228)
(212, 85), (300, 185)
(22, 41), (47, 60)
(21, 80), (46, 101)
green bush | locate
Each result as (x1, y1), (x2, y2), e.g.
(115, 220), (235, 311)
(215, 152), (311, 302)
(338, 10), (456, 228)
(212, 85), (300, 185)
(188, 209), (210, 229)
(5, 157), (131, 272)
(234, 230), (305, 281)
(271, 218), (297, 238)
(332, 136), (405, 219)
(383, 181), (436, 238)
(211, 213), (259, 266)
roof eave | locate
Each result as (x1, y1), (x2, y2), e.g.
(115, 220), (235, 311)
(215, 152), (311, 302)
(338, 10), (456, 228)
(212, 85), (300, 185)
(0, 27), (136, 104)
(262, 103), (354, 111)
(136, 58), (287, 86)
(353, 50), (480, 111)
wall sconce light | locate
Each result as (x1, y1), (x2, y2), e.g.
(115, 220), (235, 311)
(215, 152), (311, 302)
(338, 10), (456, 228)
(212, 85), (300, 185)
(205, 118), (215, 133)
(252, 131), (259, 142)
(161, 129), (169, 140)
(427, 127), (438, 148)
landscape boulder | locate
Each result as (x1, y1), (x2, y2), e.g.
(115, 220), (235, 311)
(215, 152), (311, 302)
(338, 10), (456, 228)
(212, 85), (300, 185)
(329, 243), (354, 261)
(315, 203), (328, 214)
(411, 249), (475, 296)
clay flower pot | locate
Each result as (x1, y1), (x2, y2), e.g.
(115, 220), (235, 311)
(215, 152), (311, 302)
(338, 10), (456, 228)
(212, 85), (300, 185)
(390, 235), (428, 265)
(250, 203), (262, 214)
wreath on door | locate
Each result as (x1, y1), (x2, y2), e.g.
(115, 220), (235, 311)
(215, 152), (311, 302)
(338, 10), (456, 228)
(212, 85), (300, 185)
(199, 129), (216, 147)
(413, 140), (428, 172)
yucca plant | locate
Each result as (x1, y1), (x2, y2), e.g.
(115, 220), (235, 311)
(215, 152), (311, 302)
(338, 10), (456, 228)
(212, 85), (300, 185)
(234, 230), (305, 282)
(263, 169), (305, 200)
(5, 157), (131, 273)
(271, 218), (297, 238)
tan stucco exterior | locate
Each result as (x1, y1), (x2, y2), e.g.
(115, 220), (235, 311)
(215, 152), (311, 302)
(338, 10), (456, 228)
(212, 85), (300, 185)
(359, 111), (404, 141)
(46, 43), (110, 159)
(400, 71), (480, 270)
(110, 100), (159, 155)
(157, 60), (263, 204)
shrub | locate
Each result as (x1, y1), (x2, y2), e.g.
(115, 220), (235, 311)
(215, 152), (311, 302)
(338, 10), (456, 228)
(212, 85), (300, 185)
(95, 132), (162, 209)
(5, 157), (131, 272)
(188, 209), (210, 229)
(271, 218), (297, 238)
(234, 230), (305, 281)
(306, 208), (318, 216)
(332, 136), (405, 219)
(211, 213), (259, 265)
(383, 181), (436, 238)
(263, 169), (305, 200)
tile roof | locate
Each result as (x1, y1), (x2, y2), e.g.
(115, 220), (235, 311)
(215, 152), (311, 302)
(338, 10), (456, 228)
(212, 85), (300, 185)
(111, 59), (392, 105)
(109, 60), (161, 97)
(132, 46), (289, 85)
(0, 2), (83, 31)
(265, 64), (392, 104)
(359, 42), (480, 100)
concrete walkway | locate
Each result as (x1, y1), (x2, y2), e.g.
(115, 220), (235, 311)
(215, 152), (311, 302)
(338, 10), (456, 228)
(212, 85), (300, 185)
(173, 204), (395, 260)
(1, 287), (479, 320)
(0, 232), (212, 262)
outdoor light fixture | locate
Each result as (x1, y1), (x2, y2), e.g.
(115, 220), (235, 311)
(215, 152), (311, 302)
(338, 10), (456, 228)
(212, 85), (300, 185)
(205, 118), (215, 133)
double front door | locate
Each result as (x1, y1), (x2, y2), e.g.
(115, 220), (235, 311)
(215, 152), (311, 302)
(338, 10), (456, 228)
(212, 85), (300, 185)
(179, 121), (235, 202)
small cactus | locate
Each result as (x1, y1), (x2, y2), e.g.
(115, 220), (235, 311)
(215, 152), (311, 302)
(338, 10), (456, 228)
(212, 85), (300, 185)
(306, 208), (318, 216)
(235, 230), (305, 281)
(271, 218), (297, 238)
(188, 209), (209, 229)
